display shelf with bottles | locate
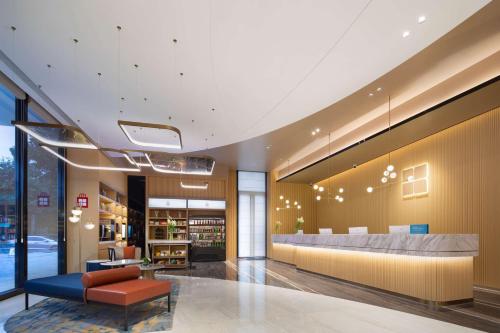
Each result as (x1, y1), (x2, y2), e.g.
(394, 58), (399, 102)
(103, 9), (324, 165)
(188, 215), (226, 261)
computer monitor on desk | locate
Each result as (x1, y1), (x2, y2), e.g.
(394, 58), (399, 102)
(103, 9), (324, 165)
(349, 227), (368, 235)
(319, 228), (333, 235)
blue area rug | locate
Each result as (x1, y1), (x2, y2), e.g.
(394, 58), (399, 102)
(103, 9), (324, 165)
(5, 281), (178, 333)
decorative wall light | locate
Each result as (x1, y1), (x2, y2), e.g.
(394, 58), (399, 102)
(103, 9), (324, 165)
(402, 163), (429, 198)
(41, 146), (141, 172)
(84, 220), (96, 230)
(12, 121), (97, 149)
(71, 206), (83, 216)
(180, 181), (208, 190)
(118, 120), (182, 149)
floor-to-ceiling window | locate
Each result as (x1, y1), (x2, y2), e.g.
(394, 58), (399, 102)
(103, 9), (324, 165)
(0, 73), (66, 299)
(0, 83), (16, 293)
(237, 171), (266, 258)
(26, 108), (59, 279)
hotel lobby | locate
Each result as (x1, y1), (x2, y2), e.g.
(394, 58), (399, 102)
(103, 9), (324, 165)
(0, 1), (499, 332)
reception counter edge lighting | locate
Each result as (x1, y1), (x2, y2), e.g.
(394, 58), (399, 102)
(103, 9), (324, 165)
(272, 233), (478, 257)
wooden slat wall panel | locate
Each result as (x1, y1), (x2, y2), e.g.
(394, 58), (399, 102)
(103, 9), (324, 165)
(148, 176), (226, 199)
(316, 106), (500, 289)
(274, 244), (473, 302)
(267, 172), (317, 258)
(226, 170), (237, 259)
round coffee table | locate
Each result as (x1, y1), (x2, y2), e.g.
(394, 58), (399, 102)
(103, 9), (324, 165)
(100, 259), (143, 268)
(138, 264), (166, 279)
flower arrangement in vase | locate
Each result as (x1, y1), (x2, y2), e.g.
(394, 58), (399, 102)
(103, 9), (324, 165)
(295, 216), (304, 233)
(275, 221), (282, 234)
(167, 216), (176, 240)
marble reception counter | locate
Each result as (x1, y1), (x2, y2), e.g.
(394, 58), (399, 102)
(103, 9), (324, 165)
(271, 233), (478, 303)
(272, 234), (479, 257)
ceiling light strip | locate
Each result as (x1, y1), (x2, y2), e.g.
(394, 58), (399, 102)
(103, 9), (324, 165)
(14, 124), (97, 149)
(145, 153), (214, 176)
(180, 181), (208, 190)
(42, 146), (140, 172)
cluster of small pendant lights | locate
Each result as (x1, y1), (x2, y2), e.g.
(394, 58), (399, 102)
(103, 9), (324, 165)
(275, 195), (301, 211)
(312, 163), (398, 202)
(381, 164), (397, 184)
(312, 184), (344, 202)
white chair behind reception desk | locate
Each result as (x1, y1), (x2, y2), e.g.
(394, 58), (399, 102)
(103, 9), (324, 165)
(348, 227), (368, 235)
(319, 228), (333, 235)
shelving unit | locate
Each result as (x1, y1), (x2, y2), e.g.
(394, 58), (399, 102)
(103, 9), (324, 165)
(146, 198), (226, 264)
(150, 243), (188, 268)
(188, 214), (226, 261)
(148, 208), (188, 241)
(99, 182), (128, 244)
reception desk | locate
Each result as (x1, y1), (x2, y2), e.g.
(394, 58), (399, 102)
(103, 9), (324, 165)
(272, 234), (478, 303)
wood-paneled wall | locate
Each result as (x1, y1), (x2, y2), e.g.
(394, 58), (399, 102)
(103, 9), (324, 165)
(267, 172), (317, 257)
(67, 149), (126, 272)
(317, 106), (500, 289)
(226, 170), (237, 259)
(148, 176), (226, 199)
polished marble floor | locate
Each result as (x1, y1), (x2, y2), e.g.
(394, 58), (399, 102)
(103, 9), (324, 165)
(158, 275), (480, 333)
(1, 259), (499, 333)
(165, 259), (500, 333)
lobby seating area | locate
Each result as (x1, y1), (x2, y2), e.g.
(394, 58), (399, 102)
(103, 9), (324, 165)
(0, 1), (499, 332)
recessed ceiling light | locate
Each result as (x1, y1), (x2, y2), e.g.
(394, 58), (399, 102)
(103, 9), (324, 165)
(402, 30), (411, 38)
(417, 15), (426, 24)
(369, 93), (374, 97)
(315, 128), (320, 133)
(311, 131), (316, 136)
(376, 87), (382, 92)
(266, 145), (271, 149)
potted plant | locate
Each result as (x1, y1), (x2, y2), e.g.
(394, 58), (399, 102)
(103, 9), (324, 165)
(167, 216), (176, 240)
(295, 216), (304, 233)
(142, 257), (151, 266)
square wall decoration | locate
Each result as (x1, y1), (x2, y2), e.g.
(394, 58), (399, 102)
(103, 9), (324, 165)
(402, 163), (429, 199)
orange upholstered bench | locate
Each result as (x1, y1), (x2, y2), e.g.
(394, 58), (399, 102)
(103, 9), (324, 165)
(82, 266), (171, 331)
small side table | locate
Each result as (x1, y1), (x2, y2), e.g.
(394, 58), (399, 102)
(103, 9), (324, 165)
(138, 264), (166, 279)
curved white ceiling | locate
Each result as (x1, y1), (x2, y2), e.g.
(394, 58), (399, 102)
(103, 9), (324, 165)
(0, 0), (488, 153)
